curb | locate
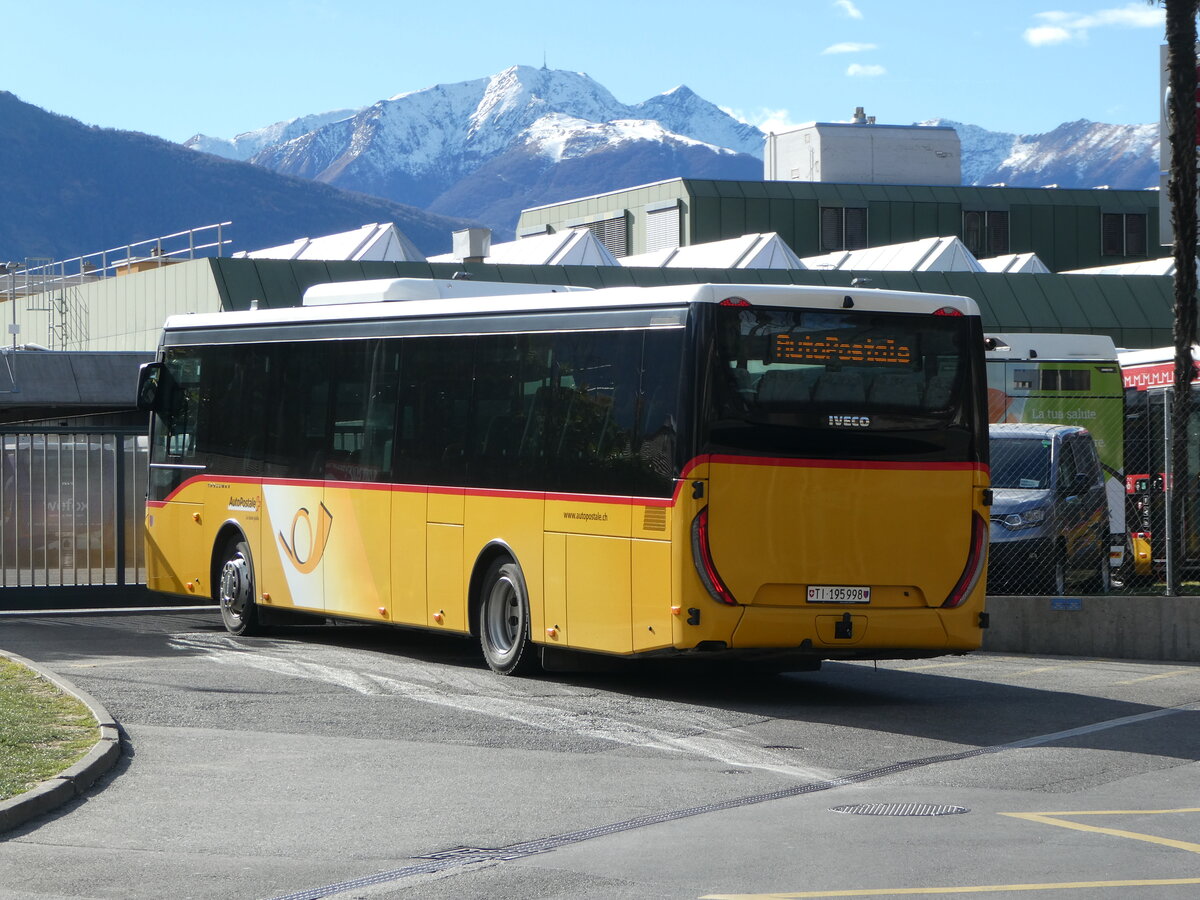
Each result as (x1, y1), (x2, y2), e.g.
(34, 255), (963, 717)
(0, 649), (122, 834)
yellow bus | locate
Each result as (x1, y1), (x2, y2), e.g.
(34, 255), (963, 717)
(138, 279), (990, 674)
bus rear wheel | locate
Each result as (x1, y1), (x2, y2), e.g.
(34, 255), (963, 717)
(478, 557), (537, 675)
(217, 539), (263, 637)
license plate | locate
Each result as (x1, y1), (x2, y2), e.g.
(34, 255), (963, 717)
(806, 585), (871, 603)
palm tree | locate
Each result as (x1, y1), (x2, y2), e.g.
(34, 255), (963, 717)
(1161, 0), (1198, 594)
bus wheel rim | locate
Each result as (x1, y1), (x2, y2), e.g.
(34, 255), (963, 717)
(220, 554), (250, 621)
(486, 574), (520, 655)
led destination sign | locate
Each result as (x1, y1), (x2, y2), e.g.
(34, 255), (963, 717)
(769, 333), (913, 366)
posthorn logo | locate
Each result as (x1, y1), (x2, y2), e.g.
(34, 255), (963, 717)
(278, 503), (334, 574)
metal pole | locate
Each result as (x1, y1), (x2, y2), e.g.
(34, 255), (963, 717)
(1165, 386), (1176, 596)
(114, 435), (126, 587)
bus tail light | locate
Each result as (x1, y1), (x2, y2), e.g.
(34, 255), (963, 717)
(942, 512), (987, 608)
(691, 507), (737, 605)
(933, 306), (964, 317)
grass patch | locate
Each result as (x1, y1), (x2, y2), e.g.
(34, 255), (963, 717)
(0, 657), (97, 801)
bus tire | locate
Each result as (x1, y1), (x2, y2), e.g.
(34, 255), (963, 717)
(478, 557), (537, 675)
(217, 538), (264, 637)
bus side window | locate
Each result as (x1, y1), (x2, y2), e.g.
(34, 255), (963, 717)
(395, 334), (472, 485)
(324, 340), (397, 483)
(634, 330), (684, 496)
(159, 353), (201, 461)
(261, 343), (329, 480)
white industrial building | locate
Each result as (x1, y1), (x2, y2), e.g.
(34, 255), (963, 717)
(763, 108), (961, 186)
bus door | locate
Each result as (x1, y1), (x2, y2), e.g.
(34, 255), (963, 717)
(259, 342), (395, 621)
(319, 342), (398, 623)
(144, 352), (211, 596)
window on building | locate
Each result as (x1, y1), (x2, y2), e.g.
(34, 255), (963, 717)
(820, 207), (868, 251)
(963, 210), (1010, 257)
(582, 215), (628, 258)
(1102, 213), (1147, 257)
(644, 206), (681, 253)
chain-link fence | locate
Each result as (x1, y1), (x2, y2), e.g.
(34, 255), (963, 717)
(986, 361), (1200, 596)
(986, 340), (1131, 596)
(1119, 383), (1200, 596)
(987, 421), (1119, 595)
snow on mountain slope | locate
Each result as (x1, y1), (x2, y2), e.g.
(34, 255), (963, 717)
(632, 85), (764, 157)
(925, 118), (1159, 190)
(193, 66), (757, 183)
(185, 108), (360, 161)
(523, 114), (745, 162)
(183, 66), (1160, 234)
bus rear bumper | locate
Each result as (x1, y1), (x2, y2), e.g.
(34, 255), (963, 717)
(730, 604), (983, 654)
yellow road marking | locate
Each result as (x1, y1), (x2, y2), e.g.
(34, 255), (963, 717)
(1115, 669), (1194, 685)
(1005, 662), (1090, 677)
(1008, 808), (1200, 816)
(1001, 808), (1200, 854)
(702, 810), (1200, 898)
(702, 879), (1200, 897)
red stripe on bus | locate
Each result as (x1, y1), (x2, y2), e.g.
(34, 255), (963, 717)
(149, 455), (985, 508)
(682, 454), (987, 476)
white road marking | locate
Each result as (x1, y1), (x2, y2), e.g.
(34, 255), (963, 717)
(168, 633), (834, 781)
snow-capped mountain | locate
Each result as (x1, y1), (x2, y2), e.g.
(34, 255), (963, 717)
(185, 65), (766, 233)
(184, 65), (1160, 237)
(929, 118), (1160, 190)
(186, 108), (361, 161)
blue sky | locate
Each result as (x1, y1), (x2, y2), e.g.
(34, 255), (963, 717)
(2, 1), (1168, 144)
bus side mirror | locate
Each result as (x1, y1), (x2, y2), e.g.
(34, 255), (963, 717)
(136, 362), (165, 412)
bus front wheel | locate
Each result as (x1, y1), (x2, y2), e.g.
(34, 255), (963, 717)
(217, 539), (263, 637)
(478, 557), (537, 675)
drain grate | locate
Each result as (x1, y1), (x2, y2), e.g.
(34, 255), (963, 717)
(418, 846), (545, 862)
(830, 802), (969, 817)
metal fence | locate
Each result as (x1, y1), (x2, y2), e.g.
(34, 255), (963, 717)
(986, 391), (1200, 596)
(0, 430), (147, 589)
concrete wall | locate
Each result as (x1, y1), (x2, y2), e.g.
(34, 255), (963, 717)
(983, 595), (1200, 662)
(7, 259), (223, 352)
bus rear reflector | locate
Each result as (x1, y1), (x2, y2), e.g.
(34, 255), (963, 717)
(942, 512), (987, 608)
(691, 507), (737, 605)
(933, 306), (964, 317)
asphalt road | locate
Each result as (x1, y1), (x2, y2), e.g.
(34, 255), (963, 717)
(1, 607), (1199, 900)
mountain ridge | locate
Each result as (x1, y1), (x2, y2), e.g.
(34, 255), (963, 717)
(185, 66), (1160, 237)
(0, 90), (474, 262)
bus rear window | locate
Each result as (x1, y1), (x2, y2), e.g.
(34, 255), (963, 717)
(713, 306), (966, 416)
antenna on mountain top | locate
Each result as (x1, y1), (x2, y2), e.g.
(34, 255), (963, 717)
(542, 50), (548, 70)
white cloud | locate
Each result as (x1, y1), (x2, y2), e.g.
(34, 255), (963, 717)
(822, 42), (877, 54)
(722, 105), (799, 134)
(834, 0), (863, 20)
(847, 63), (886, 77)
(1023, 3), (1164, 46)
(1024, 25), (1072, 46)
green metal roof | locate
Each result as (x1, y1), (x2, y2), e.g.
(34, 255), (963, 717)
(207, 258), (1176, 349)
